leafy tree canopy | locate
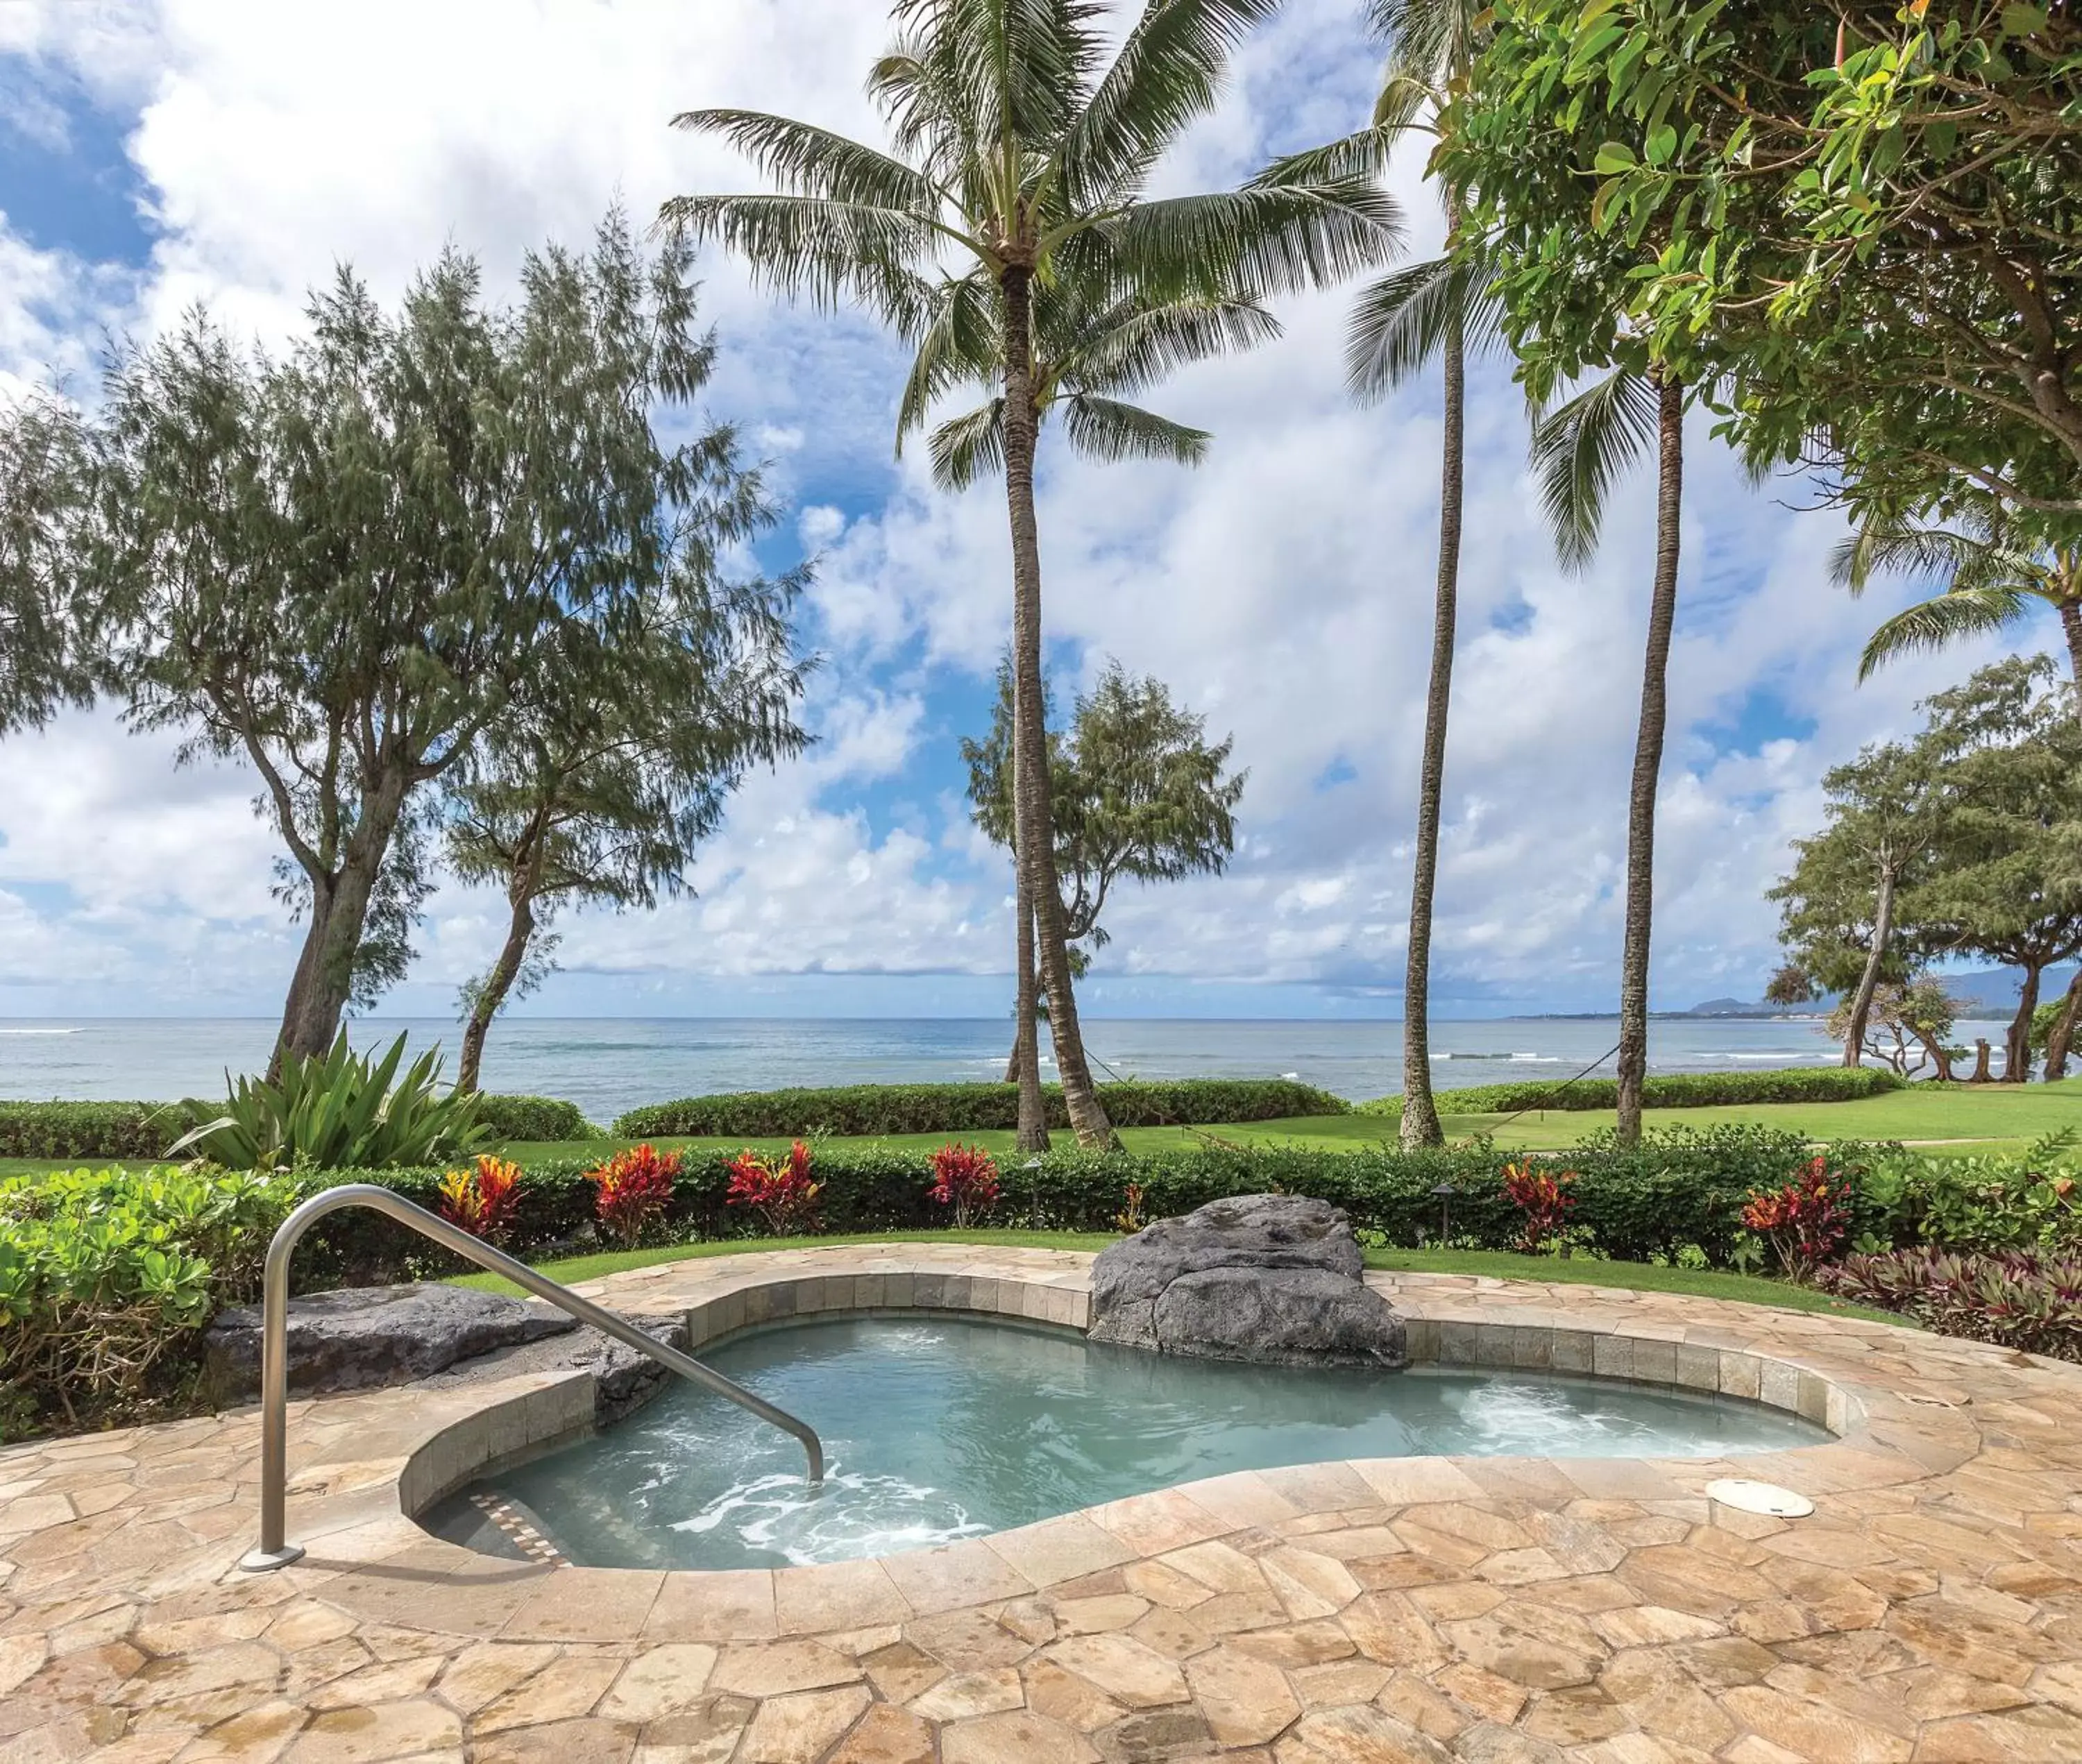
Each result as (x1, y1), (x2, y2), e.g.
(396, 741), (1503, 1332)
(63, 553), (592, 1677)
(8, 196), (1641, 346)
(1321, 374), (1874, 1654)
(19, 210), (747, 1058)
(1441, 0), (2081, 542)
(963, 656), (1245, 971)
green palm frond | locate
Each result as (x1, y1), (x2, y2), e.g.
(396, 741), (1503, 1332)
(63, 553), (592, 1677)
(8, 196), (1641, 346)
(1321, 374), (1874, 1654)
(1530, 369), (1660, 574)
(656, 194), (941, 322)
(1365, 0), (1481, 79)
(1371, 65), (1436, 134)
(670, 110), (944, 212)
(1249, 122), (1401, 189)
(1830, 512), (2045, 599)
(1063, 0), (1279, 206)
(897, 271), (999, 446)
(1345, 247), (1503, 400)
(1859, 586), (2037, 681)
(929, 398), (1008, 491)
(1063, 394), (1210, 467)
(1063, 292), (1280, 398)
(1109, 176), (1404, 302)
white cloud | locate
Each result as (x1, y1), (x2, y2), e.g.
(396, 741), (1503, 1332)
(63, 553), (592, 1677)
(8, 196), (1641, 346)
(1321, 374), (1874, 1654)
(0, 0), (2047, 1021)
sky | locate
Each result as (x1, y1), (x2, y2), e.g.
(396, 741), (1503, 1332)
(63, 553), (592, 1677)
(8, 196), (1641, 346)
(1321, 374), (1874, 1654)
(0, 0), (2047, 1025)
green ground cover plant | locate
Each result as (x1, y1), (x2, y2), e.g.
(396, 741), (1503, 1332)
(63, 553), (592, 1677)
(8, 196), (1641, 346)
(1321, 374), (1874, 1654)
(0, 1164), (305, 1436)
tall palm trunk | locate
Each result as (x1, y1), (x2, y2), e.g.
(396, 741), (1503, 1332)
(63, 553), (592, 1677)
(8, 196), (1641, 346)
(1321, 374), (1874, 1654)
(2042, 965), (2082, 1081)
(1013, 863), (1049, 1151)
(1615, 373), (1684, 1146)
(2061, 598), (2082, 696)
(999, 266), (1112, 1148)
(1400, 306), (1465, 1149)
(1840, 862), (1896, 1068)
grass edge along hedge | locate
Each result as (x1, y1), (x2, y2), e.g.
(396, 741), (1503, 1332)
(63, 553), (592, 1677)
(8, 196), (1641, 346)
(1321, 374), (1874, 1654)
(0, 1093), (594, 1162)
(1362, 1065), (1908, 1119)
(613, 1077), (1350, 1139)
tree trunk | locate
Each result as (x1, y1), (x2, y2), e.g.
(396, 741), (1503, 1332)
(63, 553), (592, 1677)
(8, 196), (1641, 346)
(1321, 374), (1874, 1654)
(1013, 888), (1049, 1151)
(1615, 373), (1685, 1147)
(998, 265), (1111, 1148)
(457, 892), (537, 1096)
(1911, 1026), (1956, 1083)
(2042, 965), (2082, 1080)
(1840, 864), (1897, 1067)
(272, 764), (414, 1067)
(2061, 598), (2082, 697)
(2004, 962), (2042, 1082)
(1400, 305), (1464, 1151)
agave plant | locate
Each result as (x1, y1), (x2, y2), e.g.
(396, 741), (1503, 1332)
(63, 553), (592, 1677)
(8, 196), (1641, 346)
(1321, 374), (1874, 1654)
(169, 1033), (487, 1171)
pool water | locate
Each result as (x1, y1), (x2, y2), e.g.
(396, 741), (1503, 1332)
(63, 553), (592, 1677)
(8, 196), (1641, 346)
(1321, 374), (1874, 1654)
(428, 1315), (1825, 1571)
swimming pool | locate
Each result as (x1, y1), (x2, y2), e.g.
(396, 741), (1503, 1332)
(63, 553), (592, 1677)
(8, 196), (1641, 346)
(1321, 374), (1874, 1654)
(424, 1314), (1827, 1571)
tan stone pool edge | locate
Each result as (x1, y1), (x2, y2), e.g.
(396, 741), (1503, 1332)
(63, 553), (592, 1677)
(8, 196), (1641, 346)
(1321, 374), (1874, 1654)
(5, 1242), (2081, 1763)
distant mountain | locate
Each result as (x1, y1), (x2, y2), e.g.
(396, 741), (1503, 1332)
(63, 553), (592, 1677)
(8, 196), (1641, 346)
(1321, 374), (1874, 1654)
(1684, 964), (2077, 1020)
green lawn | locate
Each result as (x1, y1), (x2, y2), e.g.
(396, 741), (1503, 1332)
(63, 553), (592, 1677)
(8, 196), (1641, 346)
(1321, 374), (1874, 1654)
(3, 1078), (2071, 1182)
(449, 1228), (1905, 1323)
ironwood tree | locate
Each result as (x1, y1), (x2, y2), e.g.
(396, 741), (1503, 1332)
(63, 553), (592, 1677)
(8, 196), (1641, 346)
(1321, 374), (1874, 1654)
(26, 212), (747, 1060)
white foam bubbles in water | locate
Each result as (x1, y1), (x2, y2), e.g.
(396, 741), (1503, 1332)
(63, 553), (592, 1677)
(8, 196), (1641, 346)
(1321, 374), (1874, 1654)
(670, 1462), (986, 1567)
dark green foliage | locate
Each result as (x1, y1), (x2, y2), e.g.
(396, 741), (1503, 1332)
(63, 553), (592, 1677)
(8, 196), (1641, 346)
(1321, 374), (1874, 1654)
(1360, 1066), (1906, 1119)
(0, 1101), (208, 1161)
(613, 1079), (1349, 1139)
(472, 1096), (599, 1142)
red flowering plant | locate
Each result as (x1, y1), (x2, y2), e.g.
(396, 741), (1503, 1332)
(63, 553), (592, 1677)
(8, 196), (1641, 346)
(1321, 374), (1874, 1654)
(1743, 1155), (1849, 1279)
(438, 1155), (523, 1244)
(725, 1140), (822, 1237)
(1501, 1161), (1578, 1253)
(927, 1142), (1001, 1228)
(585, 1143), (681, 1247)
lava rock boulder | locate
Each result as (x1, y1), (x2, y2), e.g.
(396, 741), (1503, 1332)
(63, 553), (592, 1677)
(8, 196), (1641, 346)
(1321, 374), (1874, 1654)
(202, 1282), (578, 1403)
(1087, 1194), (1407, 1369)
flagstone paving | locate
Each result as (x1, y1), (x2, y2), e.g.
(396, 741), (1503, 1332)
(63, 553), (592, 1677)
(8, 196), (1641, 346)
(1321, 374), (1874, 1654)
(7, 1243), (2082, 1762)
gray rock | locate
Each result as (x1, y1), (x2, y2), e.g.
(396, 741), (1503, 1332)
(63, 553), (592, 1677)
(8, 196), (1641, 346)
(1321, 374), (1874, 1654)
(1089, 1194), (1406, 1369)
(202, 1282), (577, 1403)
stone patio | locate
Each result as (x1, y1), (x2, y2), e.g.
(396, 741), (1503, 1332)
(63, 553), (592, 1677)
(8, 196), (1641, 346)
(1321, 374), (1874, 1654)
(6, 1243), (2082, 1763)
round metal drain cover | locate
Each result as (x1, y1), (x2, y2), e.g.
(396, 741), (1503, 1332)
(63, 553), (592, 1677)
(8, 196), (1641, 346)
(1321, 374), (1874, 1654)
(1706, 1478), (1814, 1518)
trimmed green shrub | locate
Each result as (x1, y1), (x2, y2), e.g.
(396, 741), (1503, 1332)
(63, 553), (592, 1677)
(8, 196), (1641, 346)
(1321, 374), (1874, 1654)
(473, 1094), (598, 1142)
(1361, 1065), (1907, 1120)
(613, 1078), (1350, 1139)
(273, 1123), (1888, 1280)
(0, 1100), (208, 1161)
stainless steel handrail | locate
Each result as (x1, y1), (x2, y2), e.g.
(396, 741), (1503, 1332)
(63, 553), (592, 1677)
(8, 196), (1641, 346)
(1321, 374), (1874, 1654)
(238, 1182), (824, 1572)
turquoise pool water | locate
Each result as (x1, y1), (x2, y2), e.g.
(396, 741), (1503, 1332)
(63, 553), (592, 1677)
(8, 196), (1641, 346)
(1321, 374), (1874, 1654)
(429, 1315), (1824, 1571)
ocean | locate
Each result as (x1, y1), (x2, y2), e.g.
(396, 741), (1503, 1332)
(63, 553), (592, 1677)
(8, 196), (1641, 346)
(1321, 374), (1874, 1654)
(0, 1014), (2011, 1124)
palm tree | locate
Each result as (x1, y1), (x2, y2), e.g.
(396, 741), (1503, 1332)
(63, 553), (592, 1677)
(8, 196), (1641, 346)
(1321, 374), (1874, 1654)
(1832, 505), (2082, 692)
(1340, 0), (1499, 1148)
(915, 275), (1278, 1148)
(1531, 366), (1685, 1146)
(661, 0), (1400, 1146)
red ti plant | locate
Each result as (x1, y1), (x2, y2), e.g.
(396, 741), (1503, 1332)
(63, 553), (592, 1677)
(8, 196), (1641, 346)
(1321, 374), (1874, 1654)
(928, 1142), (1001, 1228)
(438, 1155), (523, 1244)
(1743, 1155), (1849, 1279)
(725, 1140), (822, 1237)
(586, 1143), (681, 1247)
(1501, 1161), (1577, 1253)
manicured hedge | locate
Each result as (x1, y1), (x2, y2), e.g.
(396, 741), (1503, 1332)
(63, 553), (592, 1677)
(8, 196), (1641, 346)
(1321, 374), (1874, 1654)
(273, 1123), (1893, 1284)
(613, 1078), (1351, 1139)
(0, 1101), (207, 1160)
(470, 1094), (598, 1142)
(1362, 1066), (1908, 1120)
